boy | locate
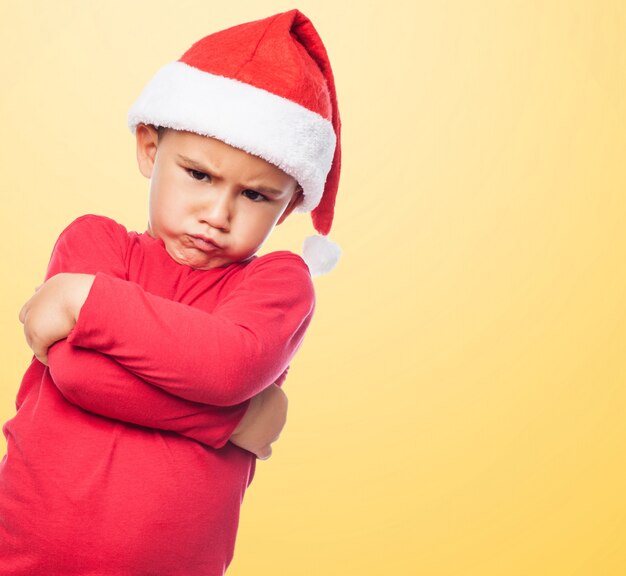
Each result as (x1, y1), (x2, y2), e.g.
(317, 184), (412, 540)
(0, 9), (341, 575)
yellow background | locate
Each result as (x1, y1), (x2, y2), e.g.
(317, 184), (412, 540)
(1, 1), (625, 574)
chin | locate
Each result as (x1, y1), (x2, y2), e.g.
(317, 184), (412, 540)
(192, 257), (235, 271)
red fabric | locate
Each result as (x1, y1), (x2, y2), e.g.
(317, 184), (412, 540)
(180, 8), (342, 237)
(180, 10), (332, 120)
(0, 214), (315, 575)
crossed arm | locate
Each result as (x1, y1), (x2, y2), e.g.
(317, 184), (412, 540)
(20, 272), (289, 458)
(18, 216), (313, 457)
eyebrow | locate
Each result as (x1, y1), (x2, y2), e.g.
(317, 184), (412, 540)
(177, 153), (284, 197)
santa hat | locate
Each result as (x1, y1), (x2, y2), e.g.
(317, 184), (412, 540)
(127, 9), (341, 276)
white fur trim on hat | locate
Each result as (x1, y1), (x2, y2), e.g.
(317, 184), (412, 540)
(127, 61), (336, 213)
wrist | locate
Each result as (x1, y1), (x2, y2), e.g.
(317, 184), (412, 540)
(61, 273), (96, 323)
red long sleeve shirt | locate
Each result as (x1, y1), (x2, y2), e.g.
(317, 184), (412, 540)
(0, 215), (315, 575)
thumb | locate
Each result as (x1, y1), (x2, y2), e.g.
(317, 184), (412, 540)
(256, 445), (272, 461)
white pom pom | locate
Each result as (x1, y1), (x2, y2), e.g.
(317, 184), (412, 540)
(302, 234), (341, 276)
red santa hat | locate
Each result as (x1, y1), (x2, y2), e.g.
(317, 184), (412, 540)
(127, 9), (341, 276)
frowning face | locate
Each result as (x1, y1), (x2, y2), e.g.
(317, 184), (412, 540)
(135, 124), (302, 270)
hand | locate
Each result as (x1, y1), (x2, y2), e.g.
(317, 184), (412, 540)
(19, 273), (95, 365)
(229, 383), (288, 460)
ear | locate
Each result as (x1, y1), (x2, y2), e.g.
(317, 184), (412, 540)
(136, 123), (160, 179)
(277, 186), (304, 225)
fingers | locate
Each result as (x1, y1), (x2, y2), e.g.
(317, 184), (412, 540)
(20, 310), (49, 366)
(19, 300), (29, 324)
(18, 282), (44, 323)
(29, 340), (49, 365)
(30, 342), (48, 366)
(255, 388), (288, 461)
(257, 445), (272, 461)
(23, 329), (48, 366)
(230, 384), (289, 460)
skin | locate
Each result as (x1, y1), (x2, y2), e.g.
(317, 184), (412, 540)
(137, 124), (303, 270)
(19, 124), (303, 459)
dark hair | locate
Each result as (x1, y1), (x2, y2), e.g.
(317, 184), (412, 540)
(156, 125), (168, 142)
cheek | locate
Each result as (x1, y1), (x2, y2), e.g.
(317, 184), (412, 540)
(153, 183), (187, 215)
(248, 210), (281, 242)
(150, 192), (181, 232)
(247, 206), (276, 228)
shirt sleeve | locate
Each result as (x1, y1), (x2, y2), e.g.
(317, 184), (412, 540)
(44, 214), (129, 281)
(48, 340), (248, 449)
(66, 252), (316, 406)
(44, 214), (251, 445)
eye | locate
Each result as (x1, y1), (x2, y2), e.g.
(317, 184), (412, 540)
(242, 189), (268, 202)
(188, 169), (211, 182)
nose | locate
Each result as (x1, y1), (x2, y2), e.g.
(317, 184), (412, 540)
(200, 188), (232, 231)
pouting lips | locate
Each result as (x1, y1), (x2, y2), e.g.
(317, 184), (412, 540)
(190, 235), (221, 252)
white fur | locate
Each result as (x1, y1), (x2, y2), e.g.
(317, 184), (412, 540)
(127, 61), (335, 213)
(302, 234), (341, 276)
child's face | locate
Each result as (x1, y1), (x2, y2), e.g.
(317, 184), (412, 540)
(136, 124), (302, 270)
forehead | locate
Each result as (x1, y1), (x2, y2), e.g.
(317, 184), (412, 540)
(163, 129), (295, 186)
